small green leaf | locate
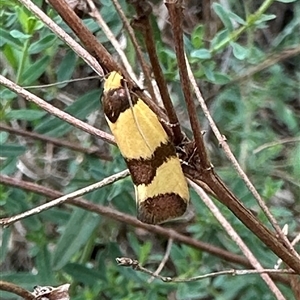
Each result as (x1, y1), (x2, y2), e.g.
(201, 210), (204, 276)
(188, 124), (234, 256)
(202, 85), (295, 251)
(29, 34), (57, 54)
(10, 29), (31, 39)
(191, 25), (204, 48)
(6, 109), (47, 121)
(210, 29), (229, 50)
(276, 0), (296, 2)
(227, 11), (246, 25)
(57, 50), (77, 84)
(0, 144), (26, 157)
(0, 28), (23, 49)
(190, 49), (211, 59)
(21, 56), (51, 85)
(213, 72), (231, 84)
(63, 263), (105, 285)
(254, 14), (276, 25)
(212, 3), (233, 31)
(231, 42), (248, 60)
(0, 132), (9, 144)
(52, 208), (100, 270)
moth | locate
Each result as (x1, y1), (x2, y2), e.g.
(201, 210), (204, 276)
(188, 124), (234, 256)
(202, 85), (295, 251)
(102, 72), (189, 224)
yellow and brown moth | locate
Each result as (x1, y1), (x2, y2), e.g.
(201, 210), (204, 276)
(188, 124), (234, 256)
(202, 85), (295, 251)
(102, 71), (189, 224)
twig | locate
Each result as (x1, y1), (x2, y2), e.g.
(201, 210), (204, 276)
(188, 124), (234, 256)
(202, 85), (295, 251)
(0, 75), (115, 145)
(148, 238), (173, 283)
(17, 0), (103, 77)
(0, 124), (111, 160)
(46, 0), (121, 73)
(23, 76), (99, 89)
(211, 0), (276, 54)
(275, 232), (300, 270)
(185, 55), (300, 268)
(166, 0), (210, 169)
(253, 137), (300, 154)
(0, 175), (290, 285)
(116, 257), (296, 283)
(188, 179), (286, 300)
(0, 175), (252, 269)
(0, 281), (35, 300)
(110, 0), (157, 104)
(86, 0), (138, 83)
(130, 0), (183, 144)
(0, 170), (129, 226)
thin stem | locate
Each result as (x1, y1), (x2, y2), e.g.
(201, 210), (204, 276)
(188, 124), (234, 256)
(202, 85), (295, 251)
(0, 175), (290, 285)
(116, 257), (296, 284)
(0, 75), (114, 144)
(212, 0), (276, 53)
(0, 281), (35, 300)
(0, 170), (129, 226)
(110, 0), (157, 104)
(189, 180), (285, 300)
(17, 0), (104, 76)
(166, 1), (210, 169)
(185, 57), (300, 273)
(0, 124), (111, 160)
(16, 39), (30, 83)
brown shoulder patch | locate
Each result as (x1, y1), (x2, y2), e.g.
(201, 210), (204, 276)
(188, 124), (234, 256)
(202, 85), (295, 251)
(103, 88), (138, 123)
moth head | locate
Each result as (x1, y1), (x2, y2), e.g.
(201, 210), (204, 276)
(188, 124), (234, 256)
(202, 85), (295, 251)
(104, 71), (123, 91)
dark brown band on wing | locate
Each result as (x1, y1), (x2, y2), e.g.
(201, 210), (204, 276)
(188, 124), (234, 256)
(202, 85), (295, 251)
(126, 141), (176, 185)
(103, 87), (138, 123)
(137, 193), (187, 224)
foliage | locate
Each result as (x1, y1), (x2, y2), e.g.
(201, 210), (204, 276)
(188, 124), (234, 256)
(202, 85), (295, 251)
(1, 0), (299, 299)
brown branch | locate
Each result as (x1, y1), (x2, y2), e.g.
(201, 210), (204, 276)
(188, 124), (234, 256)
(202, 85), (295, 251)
(111, 0), (157, 105)
(184, 61), (300, 273)
(165, 0), (210, 168)
(0, 76), (115, 145)
(130, 0), (183, 145)
(0, 281), (35, 300)
(0, 123), (111, 160)
(189, 179), (285, 300)
(47, 0), (121, 74)
(0, 175), (290, 285)
(204, 171), (300, 274)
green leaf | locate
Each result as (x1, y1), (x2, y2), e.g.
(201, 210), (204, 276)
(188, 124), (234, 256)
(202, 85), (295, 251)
(212, 3), (233, 31)
(35, 89), (101, 137)
(63, 263), (105, 285)
(52, 208), (101, 270)
(190, 48), (211, 60)
(10, 29), (31, 39)
(276, 0), (296, 2)
(57, 50), (77, 84)
(291, 144), (300, 178)
(210, 29), (229, 50)
(227, 11), (246, 25)
(230, 42), (248, 60)
(21, 56), (51, 85)
(6, 109), (47, 121)
(0, 88), (17, 100)
(35, 245), (56, 285)
(28, 34), (57, 54)
(0, 228), (11, 264)
(0, 28), (23, 49)
(191, 25), (204, 48)
(254, 14), (276, 25)
(0, 144), (26, 157)
(0, 131), (9, 144)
